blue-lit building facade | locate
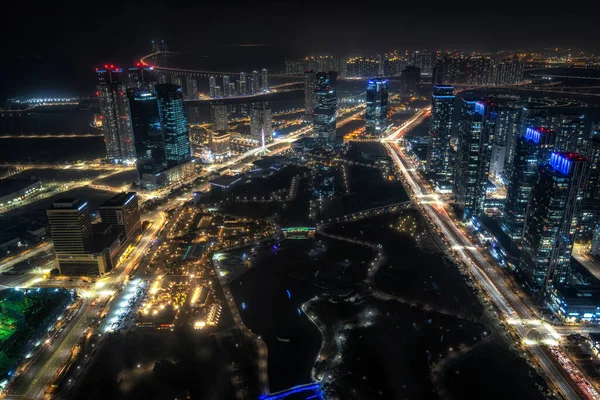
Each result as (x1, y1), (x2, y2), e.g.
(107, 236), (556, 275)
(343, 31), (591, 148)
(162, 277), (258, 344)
(453, 100), (496, 219)
(155, 84), (191, 167)
(313, 85), (337, 143)
(96, 66), (135, 162)
(502, 127), (556, 243)
(365, 79), (389, 136)
(127, 88), (167, 188)
(520, 152), (589, 293)
(426, 85), (455, 182)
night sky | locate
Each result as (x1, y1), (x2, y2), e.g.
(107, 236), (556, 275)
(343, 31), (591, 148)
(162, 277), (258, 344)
(1, 0), (597, 99)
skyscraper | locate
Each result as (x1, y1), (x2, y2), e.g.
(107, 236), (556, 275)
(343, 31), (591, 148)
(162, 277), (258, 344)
(426, 85), (455, 181)
(304, 70), (317, 121)
(250, 103), (272, 141)
(400, 66), (420, 96)
(521, 152), (589, 293)
(47, 198), (95, 275)
(552, 113), (586, 153)
(127, 88), (166, 186)
(96, 66), (135, 161)
(261, 69), (269, 92)
(99, 192), (142, 241)
(313, 83), (337, 143)
(155, 84), (191, 167)
(209, 75), (217, 98)
(223, 75), (231, 97)
(412, 50), (433, 75)
(502, 127), (556, 243)
(211, 101), (228, 132)
(365, 78), (389, 136)
(453, 100), (496, 219)
(580, 136), (600, 238)
(185, 75), (198, 100)
(239, 72), (247, 95)
(128, 64), (155, 89)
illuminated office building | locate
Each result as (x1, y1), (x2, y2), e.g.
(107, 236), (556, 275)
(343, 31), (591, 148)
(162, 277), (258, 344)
(553, 113), (586, 153)
(127, 64), (156, 89)
(453, 100), (496, 219)
(580, 136), (600, 238)
(365, 78), (389, 136)
(502, 127), (556, 243)
(99, 192), (142, 240)
(96, 66), (135, 161)
(250, 103), (272, 141)
(521, 152), (589, 293)
(313, 84), (337, 142)
(185, 75), (198, 99)
(209, 75), (217, 98)
(155, 84), (191, 167)
(426, 85), (454, 180)
(211, 101), (228, 132)
(222, 75), (231, 97)
(304, 70), (316, 121)
(262, 69), (269, 92)
(127, 88), (166, 187)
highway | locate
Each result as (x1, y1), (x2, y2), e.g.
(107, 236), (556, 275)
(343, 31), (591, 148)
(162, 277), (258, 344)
(384, 119), (597, 399)
(0, 243), (54, 273)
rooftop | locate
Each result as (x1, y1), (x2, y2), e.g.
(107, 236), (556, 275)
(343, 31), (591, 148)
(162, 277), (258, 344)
(100, 192), (137, 208)
(209, 174), (243, 189)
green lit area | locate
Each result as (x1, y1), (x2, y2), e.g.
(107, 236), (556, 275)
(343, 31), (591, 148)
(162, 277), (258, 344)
(0, 288), (72, 380)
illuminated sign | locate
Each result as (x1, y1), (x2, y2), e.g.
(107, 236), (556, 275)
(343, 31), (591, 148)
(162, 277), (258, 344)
(525, 127), (541, 144)
(474, 102), (486, 115)
(549, 152), (572, 175)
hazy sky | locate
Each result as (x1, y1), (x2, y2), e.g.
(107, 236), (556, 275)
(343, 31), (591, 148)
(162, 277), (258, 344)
(1, 0), (597, 98)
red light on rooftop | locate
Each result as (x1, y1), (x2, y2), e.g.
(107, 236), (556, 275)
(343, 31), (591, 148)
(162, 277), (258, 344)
(104, 64), (108, 68)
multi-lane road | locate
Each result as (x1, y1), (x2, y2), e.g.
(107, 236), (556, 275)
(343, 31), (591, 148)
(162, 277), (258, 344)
(384, 118), (598, 399)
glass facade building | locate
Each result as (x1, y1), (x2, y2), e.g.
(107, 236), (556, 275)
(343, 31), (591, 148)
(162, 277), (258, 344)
(365, 79), (389, 136)
(96, 66), (135, 162)
(313, 85), (337, 143)
(155, 84), (191, 168)
(426, 85), (454, 181)
(453, 100), (496, 219)
(502, 127), (556, 243)
(521, 153), (589, 293)
(127, 88), (166, 184)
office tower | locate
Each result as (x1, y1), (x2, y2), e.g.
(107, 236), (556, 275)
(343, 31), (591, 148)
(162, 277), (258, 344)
(250, 71), (261, 94)
(96, 66), (135, 162)
(304, 70), (317, 121)
(365, 78), (389, 136)
(494, 107), (522, 181)
(209, 75), (217, 98)
(211, 131), (231, 157)
(127, 88), (166, 186)
(128, 64), (155, 89)
(211, 101), (228, 132)
(313, 83), (337, 142)
(426, 85), (455, 181)
(185, 75), (198, 100)
(47, 198), (93, 254)
(47, 198), (98, 275)
(239, 72), (247, 95)
(521, 152), (589, 293)
(400, 66), (420, 96)
(552, 113), (586, 153)
(412, 50), (433, 75)
(453, 100), (496, 219)
(250, 103), (272, 141)
(580, 136), (600, 238)
(99, 192), (142, 240)
(223, 75), (231, 97)
(261, 69), (269, 92)
(155, 84), (191, 167)
(503, 127), (556, 243)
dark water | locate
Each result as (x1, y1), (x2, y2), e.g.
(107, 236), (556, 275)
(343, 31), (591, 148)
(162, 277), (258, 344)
(0, 137), (106, 163)
(0, 106), (96, 135)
